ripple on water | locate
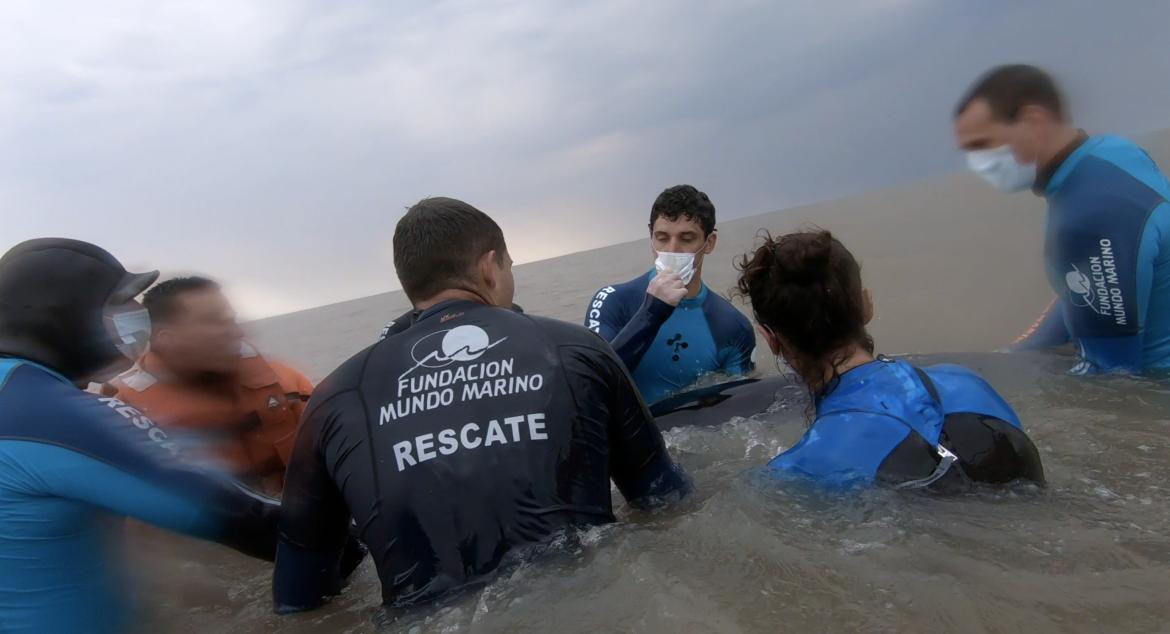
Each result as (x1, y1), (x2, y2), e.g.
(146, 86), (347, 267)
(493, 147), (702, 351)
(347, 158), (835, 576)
(137, 352), (1170, 632)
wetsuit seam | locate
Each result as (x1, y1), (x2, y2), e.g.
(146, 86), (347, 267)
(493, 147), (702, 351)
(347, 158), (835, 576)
(816, 409), (920, 430)
(2, 360), (72, 387)
(0, 366), (16, 392)
(301, 387), (357, 421)
(354, 343), (383, 513)
(555, 341), (608, 353)
(1081, 154), (1168, 204)
(640, 294), (676, 322)
(554, 343), (616, 488)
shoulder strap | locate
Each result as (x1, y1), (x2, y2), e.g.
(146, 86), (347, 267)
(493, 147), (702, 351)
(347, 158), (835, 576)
(891, 365), (969, 490)
(911, 366), (941, 405)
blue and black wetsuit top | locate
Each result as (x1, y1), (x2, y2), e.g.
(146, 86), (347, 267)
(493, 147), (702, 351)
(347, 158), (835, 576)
(1020, 134), (1170, 374)
(275, 300), (689, 612)
(768, 358), (1044, 490)
(585, 271), (756, 404)
(0, 238), (280, 634)
(0, 359), (280, 634)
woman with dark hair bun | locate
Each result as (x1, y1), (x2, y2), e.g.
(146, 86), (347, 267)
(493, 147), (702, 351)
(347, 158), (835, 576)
(736, 230), (1045, 490)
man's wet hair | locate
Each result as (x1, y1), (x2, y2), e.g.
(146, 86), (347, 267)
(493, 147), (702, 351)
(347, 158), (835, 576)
(143, 276), (220, 325)
(394, 197), (508, 303)
(955, 64), (1065, 122)
(649, 185), (716, 236)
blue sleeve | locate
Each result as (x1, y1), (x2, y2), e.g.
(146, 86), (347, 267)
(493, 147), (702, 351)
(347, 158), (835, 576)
(585, 285), (674, 371)
(0, 365), (279, 561)
(552, 339), (691, 508)
(604, 360), (692, 509)
(8, 441), (224, 538)
(571, 340), (691, 507)
(1073, 204), (1166, 374)
(714, 309), (757, 376)
(767, 413), (908, 489)
(91, 399), (281, 561)
(1009, 298), (1070, 350)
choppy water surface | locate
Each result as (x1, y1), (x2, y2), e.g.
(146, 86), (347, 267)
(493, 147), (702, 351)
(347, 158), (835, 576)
(133, 350), (1170, 633)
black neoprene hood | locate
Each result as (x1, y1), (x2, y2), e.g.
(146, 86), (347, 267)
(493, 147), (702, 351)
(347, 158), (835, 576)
(0, 238), (158, 382)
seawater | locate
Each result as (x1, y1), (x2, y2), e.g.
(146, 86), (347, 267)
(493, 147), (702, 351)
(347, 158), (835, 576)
(129, 350), (1170, 633)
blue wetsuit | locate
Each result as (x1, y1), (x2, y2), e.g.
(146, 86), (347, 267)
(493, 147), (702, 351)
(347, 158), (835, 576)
(768, 358), (1044, 490)
(586, 271), (756, 404)
(0, 358), (279, 634)
(1021, 135), (1170, 374)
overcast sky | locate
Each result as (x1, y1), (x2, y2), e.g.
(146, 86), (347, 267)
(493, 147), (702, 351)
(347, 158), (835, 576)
(3, 0), (1169, 318)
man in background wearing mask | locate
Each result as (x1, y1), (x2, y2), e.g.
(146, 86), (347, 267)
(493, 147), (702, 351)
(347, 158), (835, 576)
(104, 276), (312, 495)
(0, 239), (279, 634)
(585, 184), (755, 403)
(955, 64), (1170, 375)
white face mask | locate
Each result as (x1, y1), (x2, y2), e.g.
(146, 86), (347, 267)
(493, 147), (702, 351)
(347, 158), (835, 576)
(966, 144), (1037, 192)
(104, 307), (151, 361)
(654, 251), (697, 285)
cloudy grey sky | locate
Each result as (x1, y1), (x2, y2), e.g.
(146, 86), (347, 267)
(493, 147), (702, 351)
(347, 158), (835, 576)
(3, 0), (1169, 317)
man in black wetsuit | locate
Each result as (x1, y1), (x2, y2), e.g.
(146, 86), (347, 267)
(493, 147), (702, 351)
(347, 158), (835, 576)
(274, 197), (691, 613)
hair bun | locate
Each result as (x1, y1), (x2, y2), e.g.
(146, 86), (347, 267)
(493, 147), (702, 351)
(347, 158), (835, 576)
(774, 230), (834, 284)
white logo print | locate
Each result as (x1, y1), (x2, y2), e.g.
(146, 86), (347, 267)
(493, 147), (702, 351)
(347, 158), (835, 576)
(587, 286), (617, 333)
(97, 396), (179, 455)
(401, 325), (507, 379)
(1063, 239), (1128, 326)
(1065, 264), (1102, 315)
(382, 323), (544, 425)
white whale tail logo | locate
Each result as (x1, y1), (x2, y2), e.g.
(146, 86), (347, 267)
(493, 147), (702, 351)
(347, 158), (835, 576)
(1065, 265), (1091, 297)
(1065, 264), (1101, 313)
(400, 325), (507, 379)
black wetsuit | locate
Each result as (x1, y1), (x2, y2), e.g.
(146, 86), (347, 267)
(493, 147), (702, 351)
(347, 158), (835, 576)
(379, 303), (526, 341)
(274, 299), (689, 611)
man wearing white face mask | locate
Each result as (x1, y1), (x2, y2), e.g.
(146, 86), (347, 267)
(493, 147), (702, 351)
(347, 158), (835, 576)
(955, 64), (1170, 375)
(585, 185), (755, 403)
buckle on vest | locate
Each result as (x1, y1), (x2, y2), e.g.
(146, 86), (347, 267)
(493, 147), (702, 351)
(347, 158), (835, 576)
(894, 443), (961, 490)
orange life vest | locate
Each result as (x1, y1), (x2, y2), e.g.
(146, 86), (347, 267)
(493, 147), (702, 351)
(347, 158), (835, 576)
(105, 344), (312, 493)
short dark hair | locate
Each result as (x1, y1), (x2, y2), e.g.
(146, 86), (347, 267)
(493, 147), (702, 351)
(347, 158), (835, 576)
(393, 197), (508, 302)
(954, 64), (1065, 122)
(143, 276), (220, 325)
(649, 185), (716, 235)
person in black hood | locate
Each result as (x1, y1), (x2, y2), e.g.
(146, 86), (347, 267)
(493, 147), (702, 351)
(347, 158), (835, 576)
(0, 238), (283, 634)
(0, 237), (159, 383)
